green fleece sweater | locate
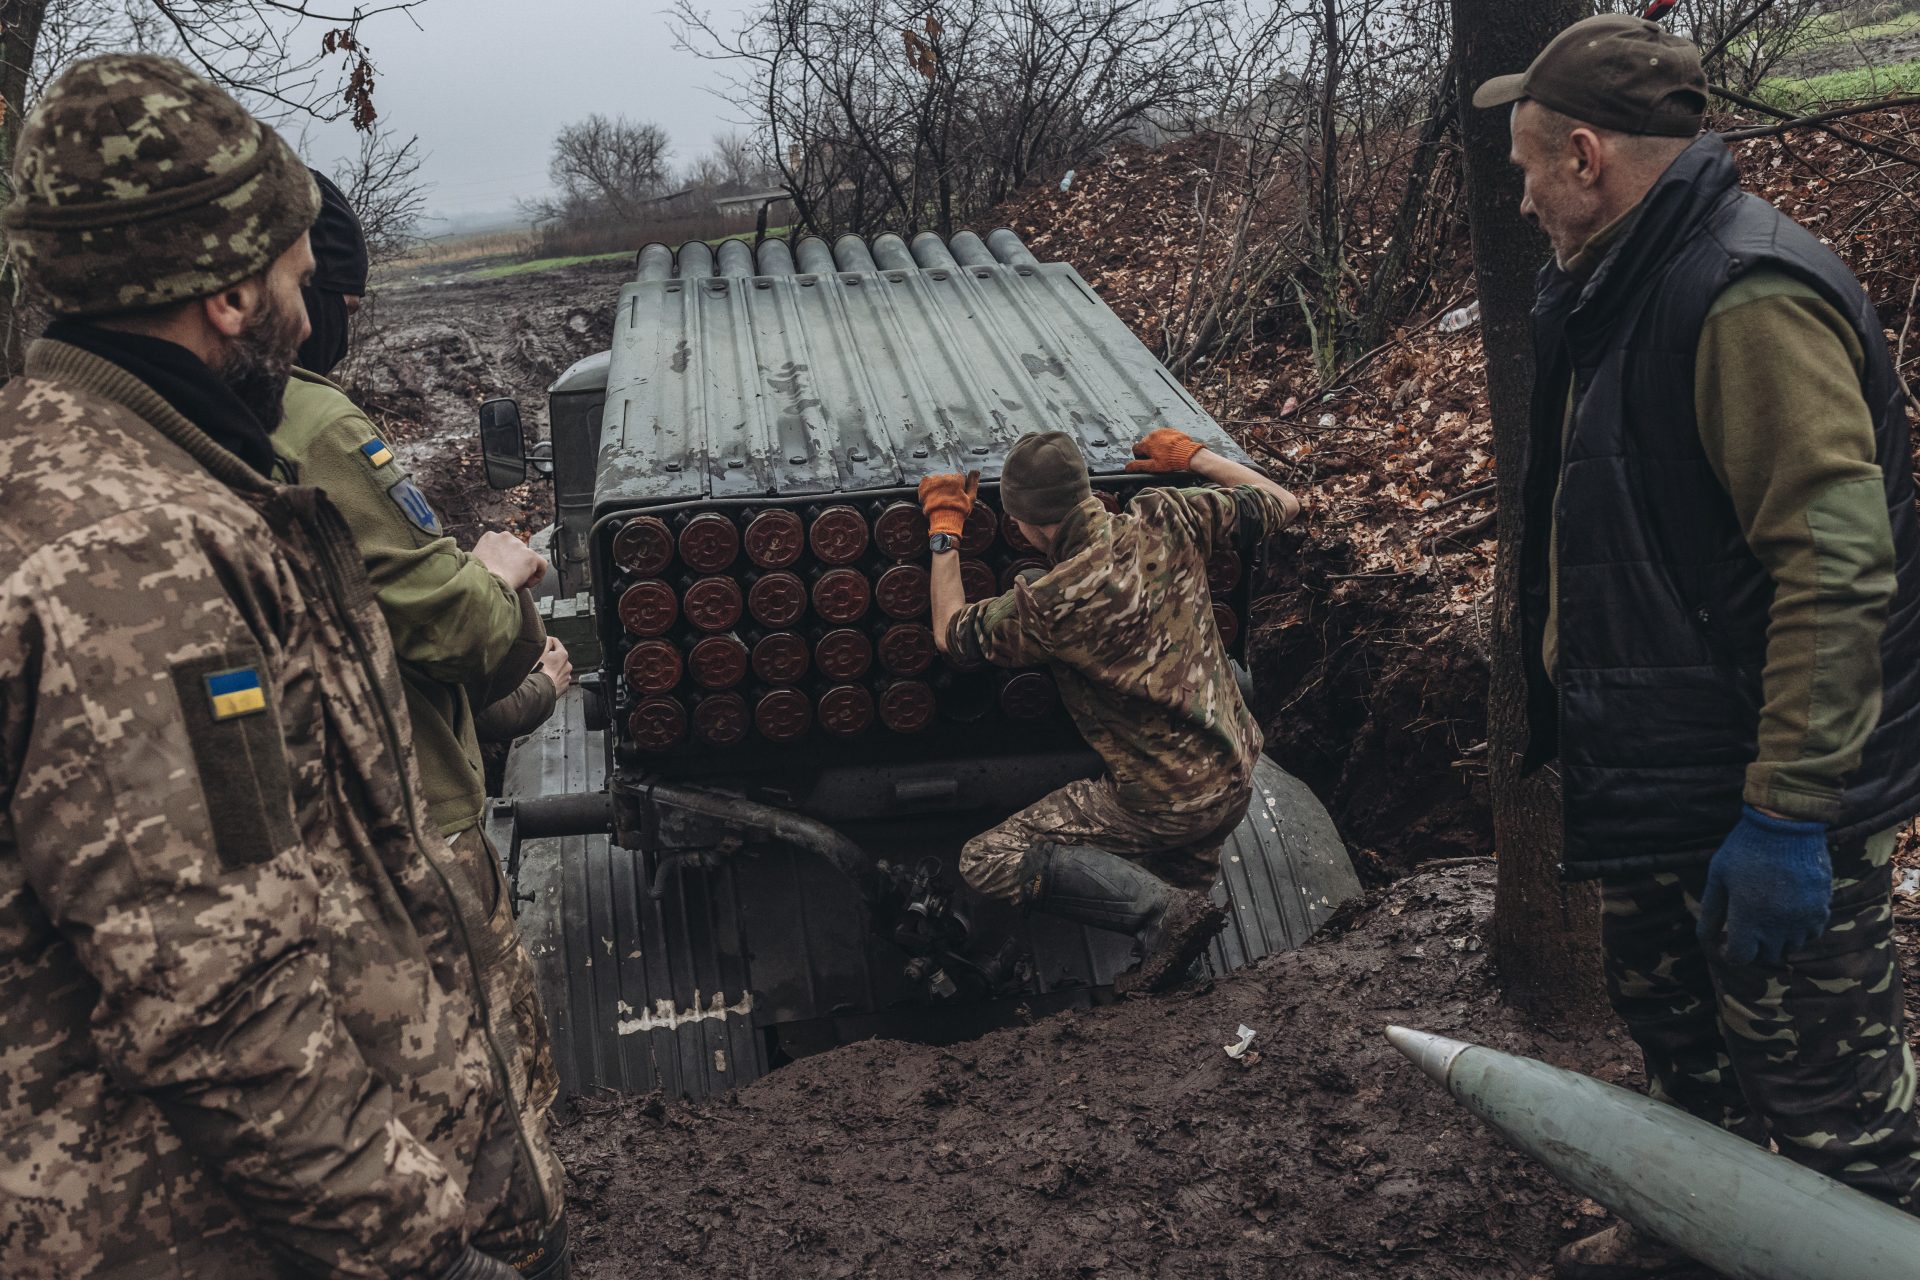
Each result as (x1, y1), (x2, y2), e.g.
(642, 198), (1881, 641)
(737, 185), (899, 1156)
(1545, 223), (1896, 824)
(274, 369), (547, 835)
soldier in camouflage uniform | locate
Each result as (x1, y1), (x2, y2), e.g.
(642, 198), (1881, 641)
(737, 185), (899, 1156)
(0, 55), (556, 1280)
(274, 171), (570, 1278)
(922, 428), (1301, 993)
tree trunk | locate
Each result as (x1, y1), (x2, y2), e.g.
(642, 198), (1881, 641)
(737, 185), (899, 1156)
(1357, 70), (1456, 352)
(1314, 0), (1343, 379)
(1450, 0), (1608, 1022)
(0, 2), (48, 378)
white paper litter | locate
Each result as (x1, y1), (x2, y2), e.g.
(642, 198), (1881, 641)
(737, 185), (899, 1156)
(1224, 1024), (1257, 1059)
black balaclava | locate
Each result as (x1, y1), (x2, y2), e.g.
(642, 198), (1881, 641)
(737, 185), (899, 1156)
(298, 169), (369, 376)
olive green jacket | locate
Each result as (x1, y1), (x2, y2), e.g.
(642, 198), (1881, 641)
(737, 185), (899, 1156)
(274, 370), (545, 835)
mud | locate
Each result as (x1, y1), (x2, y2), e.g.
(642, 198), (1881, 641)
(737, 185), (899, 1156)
(337, 256), (630, 545)
(557, 865), (1652, 1279)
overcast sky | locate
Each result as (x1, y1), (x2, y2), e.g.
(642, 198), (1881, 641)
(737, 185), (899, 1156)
(297, 0), (755, 228)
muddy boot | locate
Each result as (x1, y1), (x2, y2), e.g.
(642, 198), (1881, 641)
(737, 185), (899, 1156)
(1024, 844), (1226, 995)
(1554, 1222), (1698, 1279)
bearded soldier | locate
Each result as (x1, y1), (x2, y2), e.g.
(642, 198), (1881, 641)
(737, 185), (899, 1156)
(0, 56), (557, 1280)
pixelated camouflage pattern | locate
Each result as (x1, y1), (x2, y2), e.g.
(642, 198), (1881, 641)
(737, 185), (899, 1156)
(1602, 826), (1920, 1208)
(0, 338), (556, 1278)
(948, 484), (1285, 818)
(448, 825), (562, 1241)
(3, 54), (320, 317)
(274, 374), (561, 1254)
(960, 775), (1251, 901)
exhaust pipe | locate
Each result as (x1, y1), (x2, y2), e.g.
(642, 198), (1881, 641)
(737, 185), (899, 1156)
(496, 784), (877, 903)
(1386, 1027), (1920, 1279)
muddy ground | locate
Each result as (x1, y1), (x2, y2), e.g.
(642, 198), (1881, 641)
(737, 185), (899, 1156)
(338, 255), (630, 546)
(560, 866), (1629, 1280)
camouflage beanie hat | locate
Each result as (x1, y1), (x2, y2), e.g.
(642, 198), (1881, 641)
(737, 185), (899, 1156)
(3, 54), (320, 317)
(1001, 430), (1093, 526)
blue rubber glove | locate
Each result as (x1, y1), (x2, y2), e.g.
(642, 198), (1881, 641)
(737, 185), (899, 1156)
(1696, 805), (1833, 966)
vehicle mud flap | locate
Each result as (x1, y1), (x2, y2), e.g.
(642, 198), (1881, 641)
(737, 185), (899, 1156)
(503, 690), (768, 1100)
(1202, 753), (1362, 975)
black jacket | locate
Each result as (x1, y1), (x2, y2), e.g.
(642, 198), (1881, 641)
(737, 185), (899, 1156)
(1520, 134), (1920, 879)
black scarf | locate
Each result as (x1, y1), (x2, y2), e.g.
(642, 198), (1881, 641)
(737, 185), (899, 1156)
(298, 285), (351, 376)
(298, 170), (368, 377)
(46, 319), (281, 477)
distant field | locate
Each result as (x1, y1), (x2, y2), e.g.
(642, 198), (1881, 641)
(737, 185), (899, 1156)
(392, 227), (536, 270)
(1805, 7), (1920, 45)
(1760, 58), (1920, 109)
(1756, 4), (1920, 109)
(377, 223), (806, 286)
(471, 251), (631, 280)
(461, 228), (800, 282)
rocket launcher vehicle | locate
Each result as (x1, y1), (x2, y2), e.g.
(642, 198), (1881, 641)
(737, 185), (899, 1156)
(1386, 1026), (1920, 1280)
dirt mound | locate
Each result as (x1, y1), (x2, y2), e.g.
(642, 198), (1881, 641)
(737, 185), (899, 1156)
(559, 864), (1639, 1279)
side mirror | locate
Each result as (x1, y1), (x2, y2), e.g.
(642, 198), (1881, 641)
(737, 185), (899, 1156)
(478, 397), (527, 489)
(527, 439), (555, 478)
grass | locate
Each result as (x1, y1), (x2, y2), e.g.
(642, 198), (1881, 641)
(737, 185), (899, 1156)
(391, 228), (536, 270)
(470, 251), (631, 280)
(1757, 58), (1920, 111)
(1803, 7), (1920, 47)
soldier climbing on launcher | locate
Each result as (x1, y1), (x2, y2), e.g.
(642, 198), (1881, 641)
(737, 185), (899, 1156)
(921, 428), (1302, 993)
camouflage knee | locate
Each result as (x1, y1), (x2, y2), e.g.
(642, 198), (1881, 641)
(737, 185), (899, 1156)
(1601, 870), (1753, 1135)
(958, 828), (1032, 902)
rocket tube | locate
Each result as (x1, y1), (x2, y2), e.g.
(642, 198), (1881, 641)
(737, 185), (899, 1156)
(1385, 1027), (1920, 1280)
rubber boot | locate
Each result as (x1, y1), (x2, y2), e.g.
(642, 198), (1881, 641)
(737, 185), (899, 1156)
(1553, 1222), (1700, 1279)
(1025, 844), (1226, 995)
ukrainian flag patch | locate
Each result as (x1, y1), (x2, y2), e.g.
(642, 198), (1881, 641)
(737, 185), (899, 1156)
(360, 438), (395, 468)
(205, 667), (267, 721)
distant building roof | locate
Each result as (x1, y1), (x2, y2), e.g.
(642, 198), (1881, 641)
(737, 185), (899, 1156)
(712, 188), (792, 210)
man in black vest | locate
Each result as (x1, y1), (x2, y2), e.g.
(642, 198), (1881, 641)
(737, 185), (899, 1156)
(1476, 15), (1920, 1277)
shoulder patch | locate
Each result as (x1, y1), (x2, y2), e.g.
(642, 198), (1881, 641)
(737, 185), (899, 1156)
(205, 666), (267, 720)
(389, 477), (443, 536)
(171, 652), (297, 871)
(360, 437), (395, 468)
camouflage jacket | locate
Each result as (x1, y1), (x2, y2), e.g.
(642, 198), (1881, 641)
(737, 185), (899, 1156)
(274, 369), (546, 836)
(0, 341), (560, 1279)
(947, 485), (1287, 816)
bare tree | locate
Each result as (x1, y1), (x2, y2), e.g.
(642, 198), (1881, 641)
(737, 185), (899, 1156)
(1669, 0), (1826, 95)
(1153, 0), (1463, 382)
(713, 130), (774, 188)
(536, 114), (674, 225)
(0, 0), (422, 370)
(332, 126), (426, 265)
(675, 0), (1218, 238)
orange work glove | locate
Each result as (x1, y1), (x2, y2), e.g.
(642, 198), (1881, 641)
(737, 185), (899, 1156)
(1127, 427), (1207, 474)
(918, 470), (980, 538)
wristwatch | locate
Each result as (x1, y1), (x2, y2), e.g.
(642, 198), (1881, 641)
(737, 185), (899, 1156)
(928, 532), (958, 554)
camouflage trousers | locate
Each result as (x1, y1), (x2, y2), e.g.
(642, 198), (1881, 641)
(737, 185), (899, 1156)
(445, 825), (565, 1254)
(960, 776), (1251, 901)
(1601, 826), (1920, 1210)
